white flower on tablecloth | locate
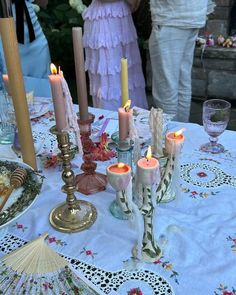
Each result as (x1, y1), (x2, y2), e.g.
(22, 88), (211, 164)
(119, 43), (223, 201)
(69, 0), (87, 14)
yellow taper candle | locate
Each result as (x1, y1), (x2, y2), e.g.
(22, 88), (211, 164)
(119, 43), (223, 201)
(121, 58), (129, 107)
(0, 17), (37, 170)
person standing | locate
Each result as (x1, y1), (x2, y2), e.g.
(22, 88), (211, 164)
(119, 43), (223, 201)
(0, 0), (51, 97)
(149, 0), (215, 122)
(83, 0), (147, 110)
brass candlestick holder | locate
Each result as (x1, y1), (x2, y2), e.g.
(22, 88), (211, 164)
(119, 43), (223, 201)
(49, 126), (97, 233)
(75, 113), (107, 195)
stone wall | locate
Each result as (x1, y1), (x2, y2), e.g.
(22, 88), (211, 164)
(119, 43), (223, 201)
(202, 0), (234, 36)
(192, 47), (236, 100)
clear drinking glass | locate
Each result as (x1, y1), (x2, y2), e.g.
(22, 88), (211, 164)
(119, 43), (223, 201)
(200, 99), (231, 154)
(0, 91), (16, 144)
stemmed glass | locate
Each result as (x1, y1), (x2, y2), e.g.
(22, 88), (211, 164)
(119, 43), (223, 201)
(200, 99), (231, 154)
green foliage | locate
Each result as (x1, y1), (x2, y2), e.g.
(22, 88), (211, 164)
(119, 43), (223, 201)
(37, 0), (92, 77)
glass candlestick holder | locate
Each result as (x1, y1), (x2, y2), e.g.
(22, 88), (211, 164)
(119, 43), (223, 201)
(75, 113), (107, 195)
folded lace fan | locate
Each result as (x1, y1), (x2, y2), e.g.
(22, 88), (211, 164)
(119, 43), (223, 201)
(1, 233), (66, 275)
(0, 233), (103, 294)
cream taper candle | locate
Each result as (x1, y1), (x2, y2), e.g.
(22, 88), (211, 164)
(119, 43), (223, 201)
(0, 9), (37, 170)
(48, 64), (67, 132)
(121, 58), (129, 107)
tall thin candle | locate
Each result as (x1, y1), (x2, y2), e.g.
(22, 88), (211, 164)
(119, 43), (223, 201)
(48, 64), (67, 132)
(72, 27), (89, 121)
(121, 58), (129, 107)
(0, 5), (37, 170)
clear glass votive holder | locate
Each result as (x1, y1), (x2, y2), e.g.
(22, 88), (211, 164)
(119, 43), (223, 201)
(116, 140), (134, 170)
(0, 92), (15, 144)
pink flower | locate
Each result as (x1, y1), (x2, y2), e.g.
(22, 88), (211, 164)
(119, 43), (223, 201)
(16, 224), (23, 229)
(98, 115), (104, 120)
(48, 237), (56, 243)
(191, 191), (198, 196)
(197, 172), (207, 178)
(223, 291), (234, 295)
(86, 250), (92, 256)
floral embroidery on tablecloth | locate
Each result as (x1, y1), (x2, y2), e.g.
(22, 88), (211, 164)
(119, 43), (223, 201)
(12, 222), (28, 232)
(153, 256), (179, 284)
(80, 247), (98, 259)
(226, 235), (236, 252)
(45, 235), (67, 246)
(214, 284), (236, 295)
(197, 171), (208, 178)
(181, 186), (220, 199)
(127, 287), (143, 295)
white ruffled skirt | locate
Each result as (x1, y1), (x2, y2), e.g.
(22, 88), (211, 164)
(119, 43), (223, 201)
(83, 0), (147, 110)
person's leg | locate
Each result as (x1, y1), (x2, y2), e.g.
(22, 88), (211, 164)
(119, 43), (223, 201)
(149, 26), (191, 119)
(178, 29), (199, 122)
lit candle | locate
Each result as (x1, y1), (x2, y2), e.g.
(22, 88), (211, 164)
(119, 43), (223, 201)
(118, 99), (132, 141)
(106, 162), (131, 191)
(2, 74), (11, 95)
(121, 58), (129, 107)
(72, 27), (89, 121)
(165, 128), (185, 155)
(48, 63), (67, 132)
(137, 146), (160, 186)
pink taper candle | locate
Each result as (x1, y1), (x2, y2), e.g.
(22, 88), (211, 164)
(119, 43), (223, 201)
(72, 27), (89, 121)
(48, 64), (67, 131)
(118, 100), (132, 141)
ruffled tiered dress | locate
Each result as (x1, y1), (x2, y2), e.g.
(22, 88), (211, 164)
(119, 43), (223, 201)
(83, 0), (147, 110)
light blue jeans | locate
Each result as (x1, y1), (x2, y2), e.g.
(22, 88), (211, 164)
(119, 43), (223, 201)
(149, 25), (199, 122)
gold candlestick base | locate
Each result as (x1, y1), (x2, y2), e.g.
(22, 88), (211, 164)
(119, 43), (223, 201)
(49, 126), (97, 233)
(49, 200), (97, 233)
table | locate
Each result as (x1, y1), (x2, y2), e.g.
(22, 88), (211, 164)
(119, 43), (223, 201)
(0, 102), (236, 295)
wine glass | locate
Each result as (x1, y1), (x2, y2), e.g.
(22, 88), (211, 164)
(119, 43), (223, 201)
(200, 99), (231, 154)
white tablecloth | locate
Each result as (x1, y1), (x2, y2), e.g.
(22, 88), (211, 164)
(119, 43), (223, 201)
(0, 102), (236, 295)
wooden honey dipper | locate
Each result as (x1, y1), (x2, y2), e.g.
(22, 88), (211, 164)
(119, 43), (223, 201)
(0, 168), (27, 212)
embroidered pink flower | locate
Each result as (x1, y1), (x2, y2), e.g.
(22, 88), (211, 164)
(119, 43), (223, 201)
(191, 191), (198, 196)
(197, 171), (207, 178)
(223, 291), (234, 295)
(48, 237), (56, 243)
(13, 222), (28, 232)
(80, 247), (97, 259)
(128, 288), (143, 295)
(85, 250), (92, 256)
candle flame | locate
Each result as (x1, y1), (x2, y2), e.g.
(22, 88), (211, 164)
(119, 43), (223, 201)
(174, 128), (185, 137)
(146, 146), (152, 160)
(124, 100), (131, 112)
(50, 63), (57, 75)
(117, 162), (125, 168)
